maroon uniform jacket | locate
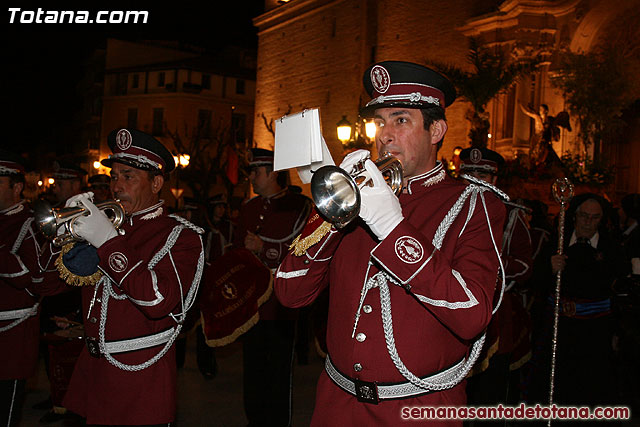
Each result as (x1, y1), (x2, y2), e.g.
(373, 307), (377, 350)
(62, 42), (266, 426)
(63, 201), (203, 425)
(475, 203), (533, 372)
(234, 189), (311, 320)
(275, 164), (505, 425)
(0, 201), (66, 380)
(207, 218), (234, 262)
(499, 204), (533, 367)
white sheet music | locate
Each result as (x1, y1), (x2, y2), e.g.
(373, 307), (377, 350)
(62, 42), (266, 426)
(274, 108), (335, 184)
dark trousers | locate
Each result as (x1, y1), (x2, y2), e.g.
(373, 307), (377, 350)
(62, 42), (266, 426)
(465, 354), (511, 427)
(242, 320), (296, 427)
(196, 324), (216, 375)
(0, 379), (26, 427)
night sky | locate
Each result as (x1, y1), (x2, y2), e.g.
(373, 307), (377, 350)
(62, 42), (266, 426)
(2, 1), (264, 156)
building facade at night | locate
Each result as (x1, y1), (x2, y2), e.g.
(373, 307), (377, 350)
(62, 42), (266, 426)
(97, 39), (257, 202)
(253, 0), (640, 194)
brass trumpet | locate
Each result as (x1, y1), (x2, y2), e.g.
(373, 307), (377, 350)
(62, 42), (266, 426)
(33, 199), (125, 247)
(310, 153), (403, 228)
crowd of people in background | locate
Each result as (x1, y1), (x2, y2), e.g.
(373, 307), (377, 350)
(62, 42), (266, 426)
(2, 59), (639, 426)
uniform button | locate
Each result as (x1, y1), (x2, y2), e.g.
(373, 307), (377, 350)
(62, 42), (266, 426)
(259, 215), (264, 220)
(356, 332), (366, 342)
(303, 259), (310, 265)
(363, 305), (372, 314)
(89, 317), (97, 324)
(354, 363), (362, 372)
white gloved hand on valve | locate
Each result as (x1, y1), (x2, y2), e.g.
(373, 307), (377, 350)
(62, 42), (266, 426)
(65, 191), (95, 208)
(358, 159), (404, 240)
(339, 149), (370, 175)
(70, 193), (118, 248)
(58, 192), (96, 238)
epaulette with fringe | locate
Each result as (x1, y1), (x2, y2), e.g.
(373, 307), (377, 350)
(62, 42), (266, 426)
(290, 207), (333, 256)
(55, 243), (103, 286)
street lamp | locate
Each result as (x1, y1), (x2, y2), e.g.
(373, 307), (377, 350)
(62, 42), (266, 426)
(336, 116), (352, 144)
(364, 120), (377, 140)
(171, 153), (190, 209)
(336, 115), (374, 152)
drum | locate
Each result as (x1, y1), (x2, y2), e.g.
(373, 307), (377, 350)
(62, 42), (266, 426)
(45, 325), (84, 406)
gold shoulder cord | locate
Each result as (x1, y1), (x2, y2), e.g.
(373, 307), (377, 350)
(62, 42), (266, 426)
(289, 220), (332, 257)
(54, 243), (103, 286)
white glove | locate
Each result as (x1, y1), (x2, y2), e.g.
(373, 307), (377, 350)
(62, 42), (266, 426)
(339, 149), (370, 175)
(56, 192), (96, 237)
(65, 191), (94, 208)
(70, 194), (118, 248)
(359, 159), (404, 240)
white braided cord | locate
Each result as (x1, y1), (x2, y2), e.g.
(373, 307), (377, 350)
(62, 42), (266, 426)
(351, 262), (375, 338)
(97, 222), (204, 371)
(0, 217), (39, 332)
(478, 191), (506, 315)
(0, 303), (39, 333)
(459, 174), (510, 202)
(458, 190), (478, 239)
(350, 182), (505, 386)
(168, 214), (204, 235)
(432, 185), (476, 250)
(0, 217), (33, 279)
(11, 217), (33, 254)
(376, 271), (485, 390)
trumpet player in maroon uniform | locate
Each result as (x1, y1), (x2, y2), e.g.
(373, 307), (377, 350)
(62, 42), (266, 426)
(60, 129), (204, 426)
(275, 61), (506, 425)
(0, 151), (66, 426)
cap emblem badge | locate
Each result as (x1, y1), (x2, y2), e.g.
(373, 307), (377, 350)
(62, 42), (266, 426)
(395, 236), (424, 264)
(470, 148), (482, 163)
(116, 129), (132, 151)
(370, 65), (390, 94)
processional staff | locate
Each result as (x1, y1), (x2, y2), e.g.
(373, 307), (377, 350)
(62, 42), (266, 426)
(548, 178), (574, 426)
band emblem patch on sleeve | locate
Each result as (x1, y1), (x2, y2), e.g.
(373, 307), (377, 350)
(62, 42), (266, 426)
(108, 252), (129, 272)
(394, 236), (424, 264)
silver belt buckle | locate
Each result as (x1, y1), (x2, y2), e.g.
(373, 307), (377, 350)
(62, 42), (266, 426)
(354, 379), (379, 404)
(86, 337), (101, 358)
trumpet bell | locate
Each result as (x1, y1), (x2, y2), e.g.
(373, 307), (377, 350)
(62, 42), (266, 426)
(311, 166), (361, 229)
(33, 199), (125, 246)
(33, 200), (59, 238)
(310, 154), (403, 229)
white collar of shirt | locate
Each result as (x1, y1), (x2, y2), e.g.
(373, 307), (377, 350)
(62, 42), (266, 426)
(569, 230), (599, 248)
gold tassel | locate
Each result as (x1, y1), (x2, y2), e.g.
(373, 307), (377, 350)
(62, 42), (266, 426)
(289, 220), (332, 256)
(54, 243), (103, 287)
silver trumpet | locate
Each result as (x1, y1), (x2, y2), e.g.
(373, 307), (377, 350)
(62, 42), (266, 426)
(310, 152), (403, 228)
(33, 199), (125, 247)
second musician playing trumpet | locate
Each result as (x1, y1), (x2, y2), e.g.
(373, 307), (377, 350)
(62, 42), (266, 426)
(275, 61), (507, 425)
